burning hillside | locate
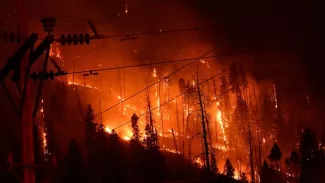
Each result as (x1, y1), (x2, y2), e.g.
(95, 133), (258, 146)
(37, 43), (284, 181)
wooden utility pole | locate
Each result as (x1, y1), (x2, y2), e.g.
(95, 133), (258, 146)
(16, 0), (36, 182)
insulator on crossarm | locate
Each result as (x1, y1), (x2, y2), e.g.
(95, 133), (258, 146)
(59, 34), (66, 45)
(1, 31), (21, 43)
(72, 34), (78, 45)
(67, 34), (72, 45)
(84, 33), (90, 44)
(79, 33), (84, 44)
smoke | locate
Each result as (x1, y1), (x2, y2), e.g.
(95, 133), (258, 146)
(1, 0), (323, 119)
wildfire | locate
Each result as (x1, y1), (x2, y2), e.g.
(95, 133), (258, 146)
(153, 68), (157, 78)
(216, 102), (227, 144)
(68, 81), (101, 91)
(105, 126), (112, 133)
(40, 99), (49, 161)
(273, 83), (278, 108)
(49, 42), (63, 60)
(195, 157), (204, 167)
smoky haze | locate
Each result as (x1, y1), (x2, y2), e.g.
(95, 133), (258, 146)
(0, 0), (323, 117)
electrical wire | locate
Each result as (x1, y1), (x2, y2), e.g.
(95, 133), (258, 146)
(111, 67), (229, 131)
(36, 27), (198, 41)
(92, 28), (199, 40)
(65, 55), (217, 75)
(94, 48), (217, 117)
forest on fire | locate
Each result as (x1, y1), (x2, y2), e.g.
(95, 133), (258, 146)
(1, 60), (324, 183)
(0, 0), (323, 182)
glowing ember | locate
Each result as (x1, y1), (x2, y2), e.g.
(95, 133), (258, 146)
(68, 81), (101, 91)
(125, 4), (128, 14)
(105, 126), (112, 133)
(195, 157), (204, 167)
(273, 83), (278, 108)
(153, 68), (157, 78)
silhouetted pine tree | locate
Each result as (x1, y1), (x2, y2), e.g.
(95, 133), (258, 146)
(260, 161), (271, 183)
(299, 128), (318, 161)
(144, 123), (154, 149)
(299, 128), (321, 183)
(62, 139), (86, 183)
(143, 92), (158, 150)
(211, 149), (219, 174)
(233, 95), (250, 135)
(268, 144), (282, 170)
(131, 113), (141, 142)
(84, 104), (97, 146)
(96, 123), (108, 145)
(224, 158), (235, 178)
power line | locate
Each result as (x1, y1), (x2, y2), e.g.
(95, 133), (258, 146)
(111, 67), (229, 131)
(66, 55), (217, 75)
(94, 48), (217, 118)
(45, 27), (198, 41)
(94, 28), (199, 40)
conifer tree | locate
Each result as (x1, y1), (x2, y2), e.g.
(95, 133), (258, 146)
(131, 113), (141, 142)
(299, 128), (318, 161)
(143, 92), (158, 150)
(144, 124), (154, 149)
(299, 128), (319, 183)
(220, 73), (230, 111)
(84, 104), (97, 146)
(234, 95), (250, 134)
(223, 158), (235, 178)
(268, 143), (282, 170)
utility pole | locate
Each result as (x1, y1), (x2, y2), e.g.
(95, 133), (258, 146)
(16, 0), (36, 182)
(196, 67), (210, 172)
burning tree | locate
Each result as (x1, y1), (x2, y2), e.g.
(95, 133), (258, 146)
(220, 73), (230, 111)
(143, 91), (158, 150)
(228, 62), (240, 94)
(223, 158), (235, 178)
(131, 113), (141, 142)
